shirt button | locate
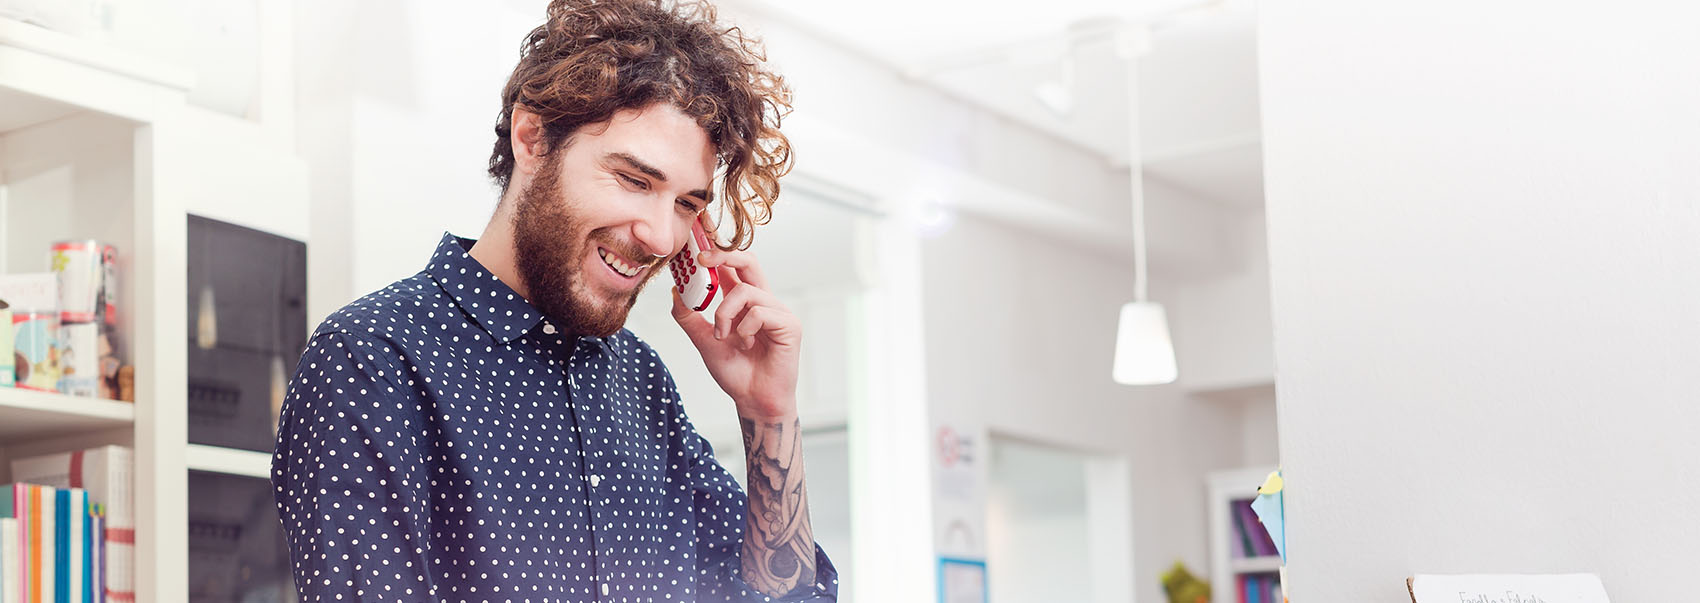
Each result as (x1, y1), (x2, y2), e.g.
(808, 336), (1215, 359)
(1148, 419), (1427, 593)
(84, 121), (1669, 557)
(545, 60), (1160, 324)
(601, 583), (609, 596)
(589, 474), (602, 487)
(543, 323), (557, 334)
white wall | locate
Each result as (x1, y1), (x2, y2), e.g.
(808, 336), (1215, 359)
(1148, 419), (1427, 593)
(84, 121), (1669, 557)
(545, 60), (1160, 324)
(294, 0), (535, 318)
(921, 214), (1255, 603)
(1169, 203), (1274, 390)
(1260, 1), (1700, 600)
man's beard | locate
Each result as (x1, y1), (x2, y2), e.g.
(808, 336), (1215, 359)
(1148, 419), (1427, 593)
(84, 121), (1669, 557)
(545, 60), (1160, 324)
(510, 160), (664, 338)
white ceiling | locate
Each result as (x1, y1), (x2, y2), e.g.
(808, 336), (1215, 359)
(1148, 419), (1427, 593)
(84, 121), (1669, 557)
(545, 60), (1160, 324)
(743, 0), (1178, 62)
(743, 0), (1265, 208)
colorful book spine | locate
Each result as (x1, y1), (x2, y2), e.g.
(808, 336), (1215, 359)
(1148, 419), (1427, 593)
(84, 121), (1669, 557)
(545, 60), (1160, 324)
(94, 512), (104, 603)
(70, 491), (83, 603)
(42, 486), (57, 603)
(0, 485), (15, 603)
(54, 489), (84, 603)
(9, 448), (131, 603)
(0, 486), (13, 603)
(81, 500), (91, 603)
(3, 516), (19, 603)
(53, 490), (66, 603)
(33, 485), (49, 603)
(0, 487), (109, 603)
(1231, 499), (1257, 557)
(1237, 502), (1276, 557)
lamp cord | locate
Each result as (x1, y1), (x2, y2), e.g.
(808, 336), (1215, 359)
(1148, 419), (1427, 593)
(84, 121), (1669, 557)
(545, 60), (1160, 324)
(1125, 25), (1149, 303)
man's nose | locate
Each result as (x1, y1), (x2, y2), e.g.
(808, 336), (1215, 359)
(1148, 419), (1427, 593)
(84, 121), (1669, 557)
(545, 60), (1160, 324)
(630, 201), (678, 261)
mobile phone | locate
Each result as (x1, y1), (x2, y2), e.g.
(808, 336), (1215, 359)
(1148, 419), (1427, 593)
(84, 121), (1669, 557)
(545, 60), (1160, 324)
(668, 219), (720, 312)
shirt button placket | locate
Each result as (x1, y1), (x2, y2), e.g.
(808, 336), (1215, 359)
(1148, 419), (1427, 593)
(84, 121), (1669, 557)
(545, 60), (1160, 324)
(568, 344), (611, 601)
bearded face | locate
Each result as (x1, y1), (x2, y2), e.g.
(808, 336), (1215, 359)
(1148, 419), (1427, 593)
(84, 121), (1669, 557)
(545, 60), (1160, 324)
(510, 156), (667, 338)
(500, 104), (718, 338)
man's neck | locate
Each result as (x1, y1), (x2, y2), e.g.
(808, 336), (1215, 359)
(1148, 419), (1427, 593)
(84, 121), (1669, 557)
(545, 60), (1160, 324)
(468, 201), (531, 301)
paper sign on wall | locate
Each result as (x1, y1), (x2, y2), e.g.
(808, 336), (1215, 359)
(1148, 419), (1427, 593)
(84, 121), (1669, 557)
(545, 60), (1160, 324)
(1408, 574), (1609, 603)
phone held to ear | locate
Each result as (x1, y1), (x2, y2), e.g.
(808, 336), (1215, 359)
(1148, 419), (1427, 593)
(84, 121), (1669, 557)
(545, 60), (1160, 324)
(668, 218), (720, 312)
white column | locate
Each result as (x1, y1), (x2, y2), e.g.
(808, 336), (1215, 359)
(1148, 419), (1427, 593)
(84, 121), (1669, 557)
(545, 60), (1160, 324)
(850, 211), (937, 602)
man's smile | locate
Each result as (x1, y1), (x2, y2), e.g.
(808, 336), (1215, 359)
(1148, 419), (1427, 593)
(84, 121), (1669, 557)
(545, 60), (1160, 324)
(596, 245), (646, 283)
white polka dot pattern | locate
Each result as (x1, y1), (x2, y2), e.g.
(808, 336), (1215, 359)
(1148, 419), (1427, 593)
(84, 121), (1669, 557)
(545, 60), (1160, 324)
(271, 234), (839, 602)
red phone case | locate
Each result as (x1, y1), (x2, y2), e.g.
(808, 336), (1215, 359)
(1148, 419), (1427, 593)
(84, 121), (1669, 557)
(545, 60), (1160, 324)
(668, 220), (720, 312)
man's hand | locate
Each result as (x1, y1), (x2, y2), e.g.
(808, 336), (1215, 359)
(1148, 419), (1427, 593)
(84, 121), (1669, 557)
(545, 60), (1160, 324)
(669, 238), (801, 420)
(670, 225), (820, 597)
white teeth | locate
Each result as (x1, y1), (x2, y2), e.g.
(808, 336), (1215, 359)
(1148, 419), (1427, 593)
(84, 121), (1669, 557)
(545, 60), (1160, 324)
(600, 249), (640, 277)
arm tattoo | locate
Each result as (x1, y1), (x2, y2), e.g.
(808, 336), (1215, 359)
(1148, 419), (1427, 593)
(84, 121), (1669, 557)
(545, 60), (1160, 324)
(739, 416), (817, 597)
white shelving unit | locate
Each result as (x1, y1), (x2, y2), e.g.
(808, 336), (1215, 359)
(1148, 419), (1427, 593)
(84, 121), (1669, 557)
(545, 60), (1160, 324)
(0, 15), (306, 603)
(0, 388), (135, 440)
(184, 444), (273, 480)
(1207, 466), (1281, 602)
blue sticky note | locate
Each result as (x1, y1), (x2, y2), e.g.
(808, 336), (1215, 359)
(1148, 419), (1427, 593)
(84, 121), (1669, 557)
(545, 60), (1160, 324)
(1249, 490), (1286, 563)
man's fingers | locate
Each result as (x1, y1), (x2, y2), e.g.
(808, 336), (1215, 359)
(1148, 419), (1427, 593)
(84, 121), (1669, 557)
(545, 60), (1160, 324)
(732, 305), (798, 347)
(716, 261), (744, 290)
(735, 306), (772, 338)
(697, 248), (769, 290)
(712, 284), (782, 339)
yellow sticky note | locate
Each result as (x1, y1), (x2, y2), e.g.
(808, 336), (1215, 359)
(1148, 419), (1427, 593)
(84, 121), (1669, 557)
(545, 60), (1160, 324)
(1258, 470), (1283, 495)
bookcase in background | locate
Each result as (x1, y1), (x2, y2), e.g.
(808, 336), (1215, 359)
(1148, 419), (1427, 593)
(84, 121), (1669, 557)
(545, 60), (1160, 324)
(0, 14), (307, 602)
(1208, 466), (1282, 603)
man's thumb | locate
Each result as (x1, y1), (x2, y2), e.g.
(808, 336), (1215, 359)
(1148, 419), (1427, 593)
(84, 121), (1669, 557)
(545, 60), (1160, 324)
(670, 289), (715, 346)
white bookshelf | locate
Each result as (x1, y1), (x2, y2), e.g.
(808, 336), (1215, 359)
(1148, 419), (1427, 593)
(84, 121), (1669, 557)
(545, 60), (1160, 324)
(1207, 466), (1281, 602)
(0, 389), (134, 440)
(184, 444), (273, 480)
(1228, 555), (1282, 574)
(0, 15), (306, 603)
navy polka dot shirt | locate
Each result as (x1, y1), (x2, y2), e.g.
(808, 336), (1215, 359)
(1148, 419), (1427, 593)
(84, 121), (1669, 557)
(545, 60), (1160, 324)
(271, 234), (839, 602)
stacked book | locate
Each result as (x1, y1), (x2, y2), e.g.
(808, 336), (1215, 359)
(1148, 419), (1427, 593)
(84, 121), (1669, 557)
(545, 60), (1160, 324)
(1230, 498), (1280, 558)
(0, 485), (105, 603)
(1238, 573), (1284, 603)
(3, 446), (132, 603)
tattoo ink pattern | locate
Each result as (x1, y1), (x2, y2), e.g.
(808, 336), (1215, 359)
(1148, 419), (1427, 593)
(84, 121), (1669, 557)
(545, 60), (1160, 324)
(740, 416), (817, 597)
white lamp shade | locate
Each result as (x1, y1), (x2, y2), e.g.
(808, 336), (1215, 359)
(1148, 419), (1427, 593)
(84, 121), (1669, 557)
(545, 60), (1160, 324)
(1113, 301), (1177, 385)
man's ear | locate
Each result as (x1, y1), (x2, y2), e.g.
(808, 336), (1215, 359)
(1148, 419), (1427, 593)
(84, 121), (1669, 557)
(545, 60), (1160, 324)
(510, 107), (546, 181)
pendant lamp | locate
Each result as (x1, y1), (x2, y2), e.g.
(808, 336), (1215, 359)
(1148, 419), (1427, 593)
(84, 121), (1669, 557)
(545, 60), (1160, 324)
(1113, 25), (1176, 385)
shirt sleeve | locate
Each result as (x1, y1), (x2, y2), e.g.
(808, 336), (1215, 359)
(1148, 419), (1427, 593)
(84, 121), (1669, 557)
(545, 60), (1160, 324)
(272, 331), (438, 602)
(675, 401), (841, 602)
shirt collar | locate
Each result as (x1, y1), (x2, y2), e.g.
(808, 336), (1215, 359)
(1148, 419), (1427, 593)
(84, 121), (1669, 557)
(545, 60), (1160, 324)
(424, 233), (619, 356)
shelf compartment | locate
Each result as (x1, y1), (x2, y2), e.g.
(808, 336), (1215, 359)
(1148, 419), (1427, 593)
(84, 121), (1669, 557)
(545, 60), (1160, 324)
(0, 16), (192, 132)
(184, 443), (272, 479)
(0, 387), (133, 441)
(1230, 555), (1282, 574)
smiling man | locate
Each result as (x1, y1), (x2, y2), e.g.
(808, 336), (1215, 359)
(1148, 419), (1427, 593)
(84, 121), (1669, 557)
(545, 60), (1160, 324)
(270, 0), (837, 601)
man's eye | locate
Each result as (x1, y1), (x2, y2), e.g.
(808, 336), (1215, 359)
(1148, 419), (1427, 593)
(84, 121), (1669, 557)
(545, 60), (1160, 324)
(619, 174), (648, 190)
(677, 199), (698, 212)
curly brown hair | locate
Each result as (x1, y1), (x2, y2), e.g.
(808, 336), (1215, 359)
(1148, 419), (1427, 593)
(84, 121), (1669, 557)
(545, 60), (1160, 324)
(489, 0), (793, 252)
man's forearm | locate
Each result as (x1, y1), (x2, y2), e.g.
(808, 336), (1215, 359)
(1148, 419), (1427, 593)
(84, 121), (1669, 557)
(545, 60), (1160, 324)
(739, 413), (817, 597)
